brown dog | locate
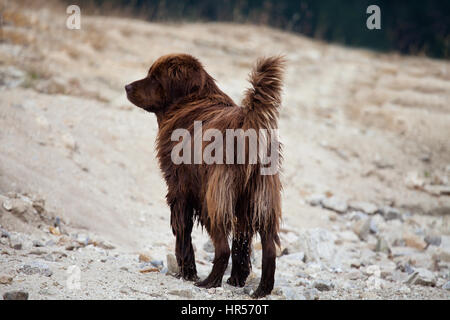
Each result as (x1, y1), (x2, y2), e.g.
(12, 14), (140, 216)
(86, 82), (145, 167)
(125, 54), (284, 298)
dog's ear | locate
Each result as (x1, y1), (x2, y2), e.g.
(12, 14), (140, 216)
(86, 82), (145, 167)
(165, 59), (206, 102)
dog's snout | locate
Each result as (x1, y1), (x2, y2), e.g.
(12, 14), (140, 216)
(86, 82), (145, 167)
(125, 84), (133, 93)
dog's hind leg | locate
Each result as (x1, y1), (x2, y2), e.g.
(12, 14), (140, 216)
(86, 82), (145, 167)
(170, 200), (198, 281)
(195, 230), (230, 288)
(252, 232), (276, 298)
(227, 231), (252, 287)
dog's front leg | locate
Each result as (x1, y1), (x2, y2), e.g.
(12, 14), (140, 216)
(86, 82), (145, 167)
(170, 201), (198, 281)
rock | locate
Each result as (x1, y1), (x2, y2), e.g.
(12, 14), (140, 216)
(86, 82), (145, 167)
(292, 228), (337, 265)
(379, 206), (402, 221)
(0, 275), (13, 285)
(32, 198), (46, 215)
(3, 291), (28, 300)
(32, 240), (44, 247)
(168, 289), (193, 298)
(365, 265), (381, 278)
(150, 260), (164, 268)
(349, 201), (378, 215)
(9, 235), (23, 250)
(321, 197), (348, 213)
(1, 228), (10, 238)
(424, 236), (441, 247)
(280, 287), (306, 300)
(352, 218), (371, 241)
(375, 237), (391, 255)
(304, 288), (320, 300)
(306, 194), (326, 206)
(61, 133), (77, 152)
(313, 280), (334, 291)
(18, 261), (53, 277)
(2, 198), (29, 215)
(369, 219), (378, 234)
(49, 226), (61, 236)
(138, 253), (151, 263)
(366, 276), (386, 290)
(281, 252), (305, 263)
(403, 233), (427, 250)
(406, 268), (436, 287)
(166, 254), (179, 275)
(442, 281), (450, 291)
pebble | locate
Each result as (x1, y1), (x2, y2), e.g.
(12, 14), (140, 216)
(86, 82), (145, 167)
(0, 274), (13, 285)
(304, 288), (319, 300)
(138, 253), (151, 263)
(18, 261), (53, 277)
(352, 218), (371, 241)
(313, 279), (334, 291)
(375, 237), (391, 255)
(442, 281), (450, 291)
(166, 253), (179, 274)
(3, 291), (29, 300)
(403, 233), (427, 250)
(168, 289), (193, 298)
(280, 287), (306, 300)
(307, 194), (326, 206)
(151, 260), (164, 268)
(406, 268), (436, 287)
(424, 236), (441, 247)
(379, 206), (402, 221)
(349, 201), (378, 215)
(321, 197), (348, 214)
(9, 236), (23, 250)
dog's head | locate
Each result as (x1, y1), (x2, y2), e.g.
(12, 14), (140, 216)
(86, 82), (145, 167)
(125, 54), (208, 113)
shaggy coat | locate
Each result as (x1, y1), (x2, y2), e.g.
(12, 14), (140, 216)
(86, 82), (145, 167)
(125, 54), (284, 298)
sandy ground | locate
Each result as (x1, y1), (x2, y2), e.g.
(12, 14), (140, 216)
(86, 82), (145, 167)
(0, 1), (449, 300)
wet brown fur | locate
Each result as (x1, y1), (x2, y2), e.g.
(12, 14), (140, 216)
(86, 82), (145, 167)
(125, 54), (285, 298)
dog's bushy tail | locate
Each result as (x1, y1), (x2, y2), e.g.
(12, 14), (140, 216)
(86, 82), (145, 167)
(242, 56), (285, 129)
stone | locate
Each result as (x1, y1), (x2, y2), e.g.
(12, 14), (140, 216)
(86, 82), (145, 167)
(424, 236), (441, 247)
(306, 194), (326, 206)
(0, 274), (13, 284)
(168, 289), (193, 298)
(352, 218), (371, 241)
(442, 281), (450, 291)
(3, 291), (28, 300)
(9, 235), (23, 250)
(138, 253), (151, 263)
(379, 206), (402, 221)
(150, 260), (164, 268)
(321, 197), (348, 213)
(2, 198), (29, 215)
(292, 228), (337, 265)
(349, 201), (378, 215)
(18, 261), (53, 277)
(369, 219), (378, 234)
(375, 237), (391, 255)
(403, 233), (427, 250)
(313, 279), (334, 291)
(304, 288), (320, 300)
(280, 287), (306, 300)
(365, 265), (381, 278)
(406, 268), (436, 287)
(166, 253), (179, 275)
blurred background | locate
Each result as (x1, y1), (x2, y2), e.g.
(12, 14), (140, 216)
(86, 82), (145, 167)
(0, 0), (449, 300)
(73, 0), (450, 58)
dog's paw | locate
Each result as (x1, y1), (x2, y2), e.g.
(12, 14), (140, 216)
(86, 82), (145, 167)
(250, 286), (271, 299)
(226, 276), (246, 287)
(195, 278), (222, 289)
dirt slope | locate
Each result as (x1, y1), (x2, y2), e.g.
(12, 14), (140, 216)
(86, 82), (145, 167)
(0, 1), (449, 300)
